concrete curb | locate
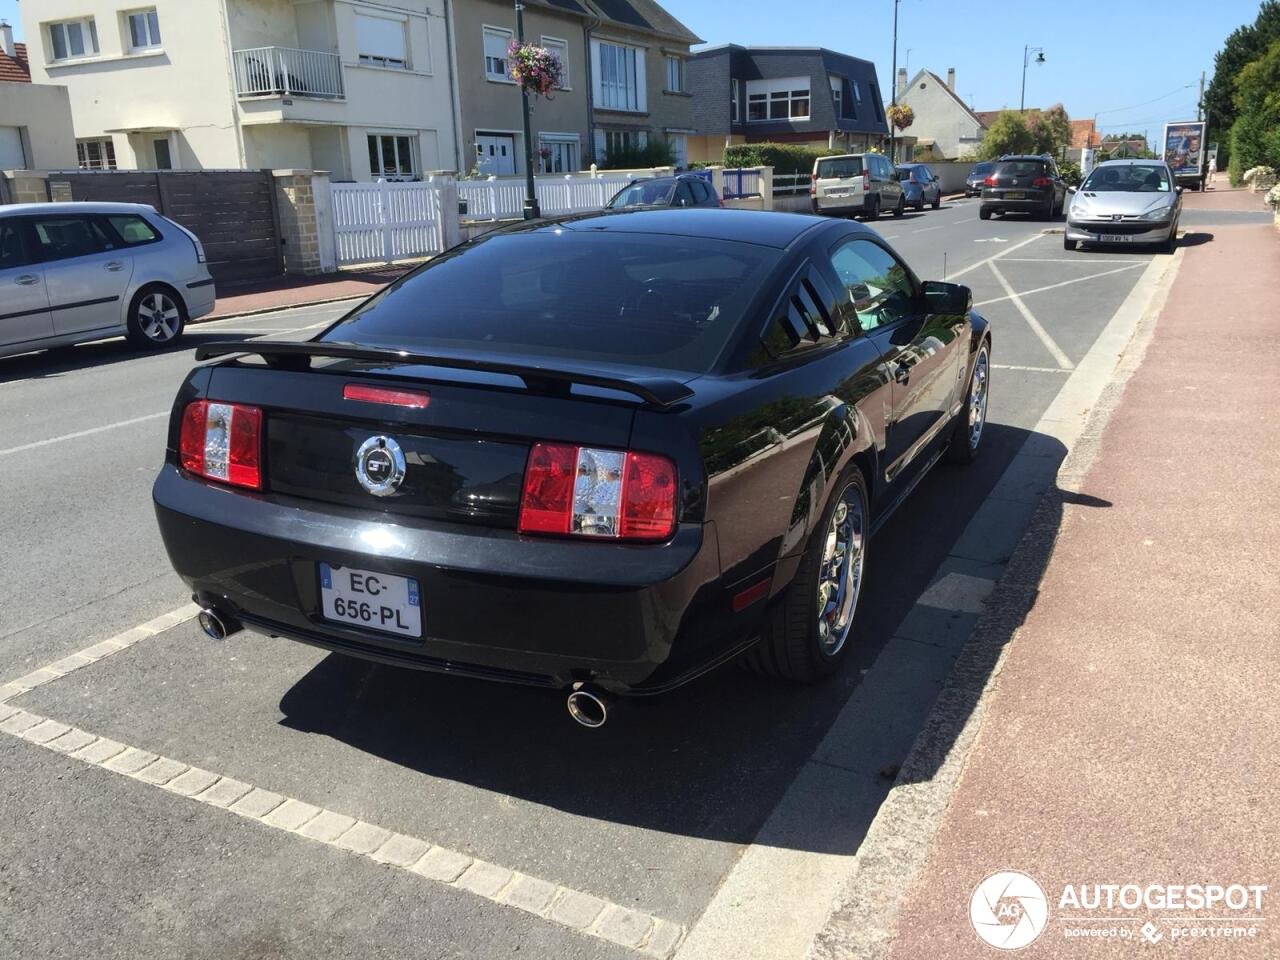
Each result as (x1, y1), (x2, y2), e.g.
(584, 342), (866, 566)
(194, 293), (370, 325)
(806, 246), (1183, 960)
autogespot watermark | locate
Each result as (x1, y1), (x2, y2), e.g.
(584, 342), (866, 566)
(968, 872), (1268, 950)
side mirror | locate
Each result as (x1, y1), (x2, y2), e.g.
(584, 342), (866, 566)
(1176, 186), (1185, 195)
(922, 280), (972, 315)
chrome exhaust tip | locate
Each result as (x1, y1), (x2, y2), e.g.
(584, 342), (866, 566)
(566, 684), (610, 729)
(197, 607), (233, 641)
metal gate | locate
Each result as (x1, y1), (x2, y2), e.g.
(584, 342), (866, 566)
(330, 179), (444, 267)
(47, 170), (283, 285)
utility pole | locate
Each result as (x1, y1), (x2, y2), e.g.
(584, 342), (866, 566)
(889, 0), (899, 162)
(1197, 70), (1205, 122)
(1020, 45), (1045, 113)
(516, 0), (540, 219)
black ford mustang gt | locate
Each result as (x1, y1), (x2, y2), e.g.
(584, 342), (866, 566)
(154, 209), (990, 726)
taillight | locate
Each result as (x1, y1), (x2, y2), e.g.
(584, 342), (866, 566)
(863, 171), (870, 189)
(909, 174), (920, 184)
(984, 175), (998, 186)
(343, 383), (430, 408)
(809, 174), (817, 196)
(518, 442), (677, 542)
(1031, 176), (1052, 187)
(179, 400), (263, 490)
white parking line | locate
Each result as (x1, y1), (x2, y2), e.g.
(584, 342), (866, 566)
(1000, 257), (1150, 263)
(993, 363), (1073, 374)
(945, 233), (1044, 281)
(0, 412), (169, 457)
(909, 225), (944, 234)
(0, 616), (685, 959)
(974, 262), (1146, 309)
(988, 261), (1074, 371)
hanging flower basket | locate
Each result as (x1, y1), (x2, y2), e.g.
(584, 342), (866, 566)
(508, 41), (563, 98)
(886, 104), (915, 132)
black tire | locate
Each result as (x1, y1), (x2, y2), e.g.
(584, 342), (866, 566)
(916, 196), (925, 211)
(931, 194), (941, 210)
(744, 467), (869, 683)
(979, 206), (992, 220)
(125, 284), (187, 349)
(893, 195), (906, 217)
(1064, 237), (1078, 251)
(948, 342), (990, 465)
(863, 195), (879, 220)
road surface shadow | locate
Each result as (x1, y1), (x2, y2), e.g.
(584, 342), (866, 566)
(0, 331), (264, 384)
(278, 422), (1073, 854)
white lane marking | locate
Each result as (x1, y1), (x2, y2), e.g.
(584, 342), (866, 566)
(944, 232), (1045, 282)
(974, 262), (1146, 309)
(0, 412), (168, 457)
(988, 261), (1075, 371)
(910, 225), (944, 234)
(0, 611), (686, 958)
(993, 363), (1073, 374)
(1000, 257), (1149, 263)
(974, 237), (1008, 243)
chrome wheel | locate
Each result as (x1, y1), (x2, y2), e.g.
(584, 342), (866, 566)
(137, 292), (181, 342)
(815, 486), (866, 656)
(968, 347), (990, 451)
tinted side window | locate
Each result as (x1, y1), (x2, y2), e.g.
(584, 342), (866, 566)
(106, 214), (160, 246)
(828, 239), (918, 331)
(675, 182), (696, 206)
(758, 266), (842, 359)
(31, 217), (109, 261)
(0, 220), (32, 270)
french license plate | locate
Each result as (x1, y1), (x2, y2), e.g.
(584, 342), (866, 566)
(1093, 233), (1136, 243)
(1005, 191), (1025, 200)
(319, 562), (421, 638)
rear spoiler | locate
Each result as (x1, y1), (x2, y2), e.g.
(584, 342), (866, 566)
(194, 340), (694, 408)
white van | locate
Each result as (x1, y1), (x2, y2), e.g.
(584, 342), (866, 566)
(810, 153), (905, 219)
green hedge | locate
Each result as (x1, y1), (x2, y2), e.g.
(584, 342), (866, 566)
(723, 142), (833, 175)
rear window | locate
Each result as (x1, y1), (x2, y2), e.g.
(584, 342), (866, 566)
(324, 231), (783, 374)
(971, 162), (993, 175)
(609, 180), (674, 208)
(816, 156), (863, 179)
(994, 160), (1048, 177)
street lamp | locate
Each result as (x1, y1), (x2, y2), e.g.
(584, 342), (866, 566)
(889, 0), (900, 162)
(515, 0), (540, 219)
(1020, 45), (1045, 113)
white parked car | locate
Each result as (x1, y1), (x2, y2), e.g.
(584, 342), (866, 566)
(0, 202), (215, 359)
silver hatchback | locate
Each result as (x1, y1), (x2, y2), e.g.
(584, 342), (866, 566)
(1065, 160), (1182, 253)
(0, 201), (215, 359)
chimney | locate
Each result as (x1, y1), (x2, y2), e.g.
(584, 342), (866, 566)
(0, 21), (14, 58)
(896, 67), (907, 97)
(946, 68), (956, 91)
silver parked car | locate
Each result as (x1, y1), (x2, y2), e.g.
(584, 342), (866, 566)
(1065, 160), (1182, 253)
(0, 201), (215, 359)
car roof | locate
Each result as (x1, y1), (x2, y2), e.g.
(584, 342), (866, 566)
(497, 208), (841, 250)
(1093, 158), (1168, 166)
(817, 153), (870, 161)
(997, 155), (1051, 162)
(0, 201), (159, 216)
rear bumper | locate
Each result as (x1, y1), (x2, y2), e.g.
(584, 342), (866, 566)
(813, 196), (867, 215)
(153, 465), (750, 695)
(981, 190), (1051, 211)
(184, 277), (216, 320)
(1065, 220), (1174, 243)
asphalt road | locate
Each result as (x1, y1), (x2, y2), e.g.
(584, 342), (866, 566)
(0, 199), (1178, 958)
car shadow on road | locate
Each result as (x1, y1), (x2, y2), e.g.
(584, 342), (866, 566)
(276, 422), (1079, 854)
(0, 331), (264, 384)
(1177, 231), (1214, 247)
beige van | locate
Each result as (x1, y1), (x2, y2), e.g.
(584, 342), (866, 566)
(810, 153), (906, 220)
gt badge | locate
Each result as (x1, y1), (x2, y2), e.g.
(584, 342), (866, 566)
(355, 435), (406, 497)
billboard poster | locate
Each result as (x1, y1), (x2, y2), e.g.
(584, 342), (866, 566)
(1164, 123), (1204, 175)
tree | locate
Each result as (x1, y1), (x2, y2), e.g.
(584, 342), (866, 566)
(1229, 38), (1280, 176)
(1204, 1), (1280, 161)
(1027, 104), (1072, 157)
(1102, 132), (1147, 142)
(975, 110), (1035, 159)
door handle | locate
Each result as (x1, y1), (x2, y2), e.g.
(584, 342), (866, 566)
(105, 261), (124, 272)
(893, 363), (911, 384)
(15, 274), (39, 286)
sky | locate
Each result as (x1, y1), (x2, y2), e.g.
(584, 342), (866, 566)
(0, 0), (1263, 137)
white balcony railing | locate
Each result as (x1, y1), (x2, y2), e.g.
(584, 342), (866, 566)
(233, 46), (344, 100)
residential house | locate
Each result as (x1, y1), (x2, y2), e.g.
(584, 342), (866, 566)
(0, 20), (77, 171)
(894, 67), (984, 160)
(685, 45), (888, 165)
(20, 0), (459, 180)
(585, 0), (702, 168)
(1070, 118), (1100, 152)
(453, 0), (591, 176)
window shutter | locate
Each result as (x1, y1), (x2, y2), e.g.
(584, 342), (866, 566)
(635, 49), (647, 112)
(590, 40), (603, 104)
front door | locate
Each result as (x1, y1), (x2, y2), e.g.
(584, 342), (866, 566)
(29, 214), (135, 337)
(828, 237), (959, 483)
(475, 134), (516, 176)
(0, 217), (52, 352)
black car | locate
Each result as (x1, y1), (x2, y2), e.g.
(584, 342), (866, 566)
(606, 174), (722, 210)
(965, 161), (994, 197)
(154, 210), (990, 727)
(980, 155), (1068, 220)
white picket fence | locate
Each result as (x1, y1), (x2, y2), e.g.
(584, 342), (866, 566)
(330, 179), (445, 267)
(458, 174), (638, 222)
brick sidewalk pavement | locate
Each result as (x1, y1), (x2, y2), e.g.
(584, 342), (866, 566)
(877, 222), (1280, 957)
(202, 264), (414, 321)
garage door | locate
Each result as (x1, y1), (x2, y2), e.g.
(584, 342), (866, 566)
(0, 127), (26, 169)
